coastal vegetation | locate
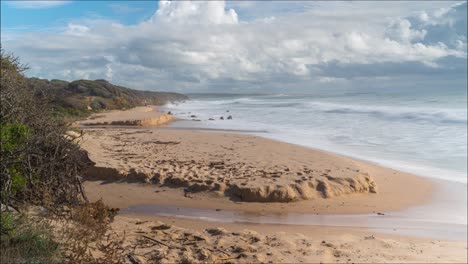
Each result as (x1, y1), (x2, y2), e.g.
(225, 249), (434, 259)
(0, 50), (185, 263)
(27, 77), (188, 121)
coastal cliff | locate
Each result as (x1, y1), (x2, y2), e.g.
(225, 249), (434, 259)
(27, 78), (188, 119)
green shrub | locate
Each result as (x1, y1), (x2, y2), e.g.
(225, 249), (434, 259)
(0, 123), (31, 194)
(0, 122), (30, 152)
(1, 212), (60, 264)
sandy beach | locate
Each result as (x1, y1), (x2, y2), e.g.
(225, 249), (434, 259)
(76, 106), (174, 127)
(6, 2), (467, 263)
(77, 106), (467, 263)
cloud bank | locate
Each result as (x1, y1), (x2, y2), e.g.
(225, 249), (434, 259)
(2, 1), (467, 92)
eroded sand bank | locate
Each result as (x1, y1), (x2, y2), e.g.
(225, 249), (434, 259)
(76, 106), (173, 127)
(81, 127), (432, 212)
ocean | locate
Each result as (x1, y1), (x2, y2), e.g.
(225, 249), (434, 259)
(164, 87), (467, 184)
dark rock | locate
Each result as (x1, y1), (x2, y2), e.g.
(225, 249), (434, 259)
(151, 224), (171, 230)
(190, 115), (196, 118)
(206, 227), (227, 236)
(220, 116), (224, 120)
(167, 111), (172, 115)
(227, 115), (232, 120)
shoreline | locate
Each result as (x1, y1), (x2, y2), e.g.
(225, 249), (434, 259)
(168, 119), (468, 184)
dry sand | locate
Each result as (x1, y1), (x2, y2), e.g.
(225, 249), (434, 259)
(76, 107), (466, 263)
(106, 215), (467, 264)
(76, 106), (173, 127)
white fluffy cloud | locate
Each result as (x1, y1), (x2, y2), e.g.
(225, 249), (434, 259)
(2, 1), (466, 92)
(153, 0), (238, 24)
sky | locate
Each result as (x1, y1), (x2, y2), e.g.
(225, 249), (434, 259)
(1, 0), (467, 93)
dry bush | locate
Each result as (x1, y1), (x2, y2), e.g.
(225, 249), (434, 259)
(1, 50), (128, 263)
(55, 200), (126, 264)
(1, 50), (92, 211)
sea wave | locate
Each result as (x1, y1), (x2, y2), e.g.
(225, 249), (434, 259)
(165, 94), (467, 183)
(183, 98), (467, 124)
(304, 102), (467, 124)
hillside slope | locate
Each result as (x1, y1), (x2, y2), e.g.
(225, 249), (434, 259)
(27, 78), (188, 118)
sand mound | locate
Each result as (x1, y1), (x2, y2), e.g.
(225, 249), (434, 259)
(85, 159), (377, 202)
(228, 173), (377, 202)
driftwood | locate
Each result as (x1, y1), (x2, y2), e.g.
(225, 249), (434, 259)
(141, 235), (175, 249)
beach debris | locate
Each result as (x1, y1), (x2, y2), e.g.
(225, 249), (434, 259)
(196, 248), (211, 260)
(227, 115), (233, 120)
(233, 245), (252, 253)
(209, 161), (225, 169)
(206, 227), (227, 236)
(151, 223), (172, 230)
(141, 235), (174, 248)
(209, 118), (215, 121)
(364, 235), (375, 240)
(183, 188), (194, 198)
(127, 253), (147, 264)
(321, 241), (335, 248)
(377, 212), (385, 215)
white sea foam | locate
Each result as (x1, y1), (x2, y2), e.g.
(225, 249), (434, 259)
(165, 92), (468, 183)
